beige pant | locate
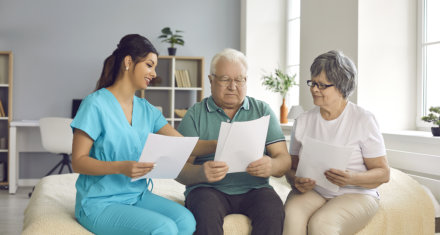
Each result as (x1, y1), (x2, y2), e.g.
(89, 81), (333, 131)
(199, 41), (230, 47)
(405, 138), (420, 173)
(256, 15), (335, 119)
(283, 189), (379, 235)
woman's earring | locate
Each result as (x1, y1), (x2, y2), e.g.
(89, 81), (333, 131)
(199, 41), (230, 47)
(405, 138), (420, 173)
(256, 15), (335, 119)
(125, 66), (129, 71)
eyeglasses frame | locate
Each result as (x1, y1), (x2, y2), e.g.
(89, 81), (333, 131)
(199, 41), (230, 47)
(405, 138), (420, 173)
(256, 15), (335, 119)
(210, 74), (247, 87)
(306, 80), (335, 90)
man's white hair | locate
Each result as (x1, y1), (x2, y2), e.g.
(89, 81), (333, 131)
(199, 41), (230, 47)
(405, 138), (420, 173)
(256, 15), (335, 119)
(210, 48), (248, 75)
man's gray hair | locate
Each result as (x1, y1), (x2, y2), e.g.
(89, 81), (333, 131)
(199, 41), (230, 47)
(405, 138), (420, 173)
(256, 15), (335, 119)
(210, 48), (248, 75)
(310, 50), (357, 98)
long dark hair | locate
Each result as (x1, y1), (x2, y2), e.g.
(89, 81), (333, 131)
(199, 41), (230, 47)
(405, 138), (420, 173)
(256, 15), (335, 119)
(95, 34), (158, 91)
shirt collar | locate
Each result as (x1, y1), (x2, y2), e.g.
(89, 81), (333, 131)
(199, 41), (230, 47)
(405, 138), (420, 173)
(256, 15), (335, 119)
(206, 96), (250, 113)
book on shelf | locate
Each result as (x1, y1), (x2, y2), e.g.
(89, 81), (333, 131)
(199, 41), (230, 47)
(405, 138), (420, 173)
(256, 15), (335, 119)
(176, 69), (192, 88)
(183, 70), (191, 87)
(185, 70), (192, 87)
(0, 100), (5, 117)
(175, 70), (183, 87)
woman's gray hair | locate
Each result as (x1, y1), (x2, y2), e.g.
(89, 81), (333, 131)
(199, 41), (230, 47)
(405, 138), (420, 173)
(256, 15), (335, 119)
(210, 48), (248, 75)
(310, 50), (357, 98)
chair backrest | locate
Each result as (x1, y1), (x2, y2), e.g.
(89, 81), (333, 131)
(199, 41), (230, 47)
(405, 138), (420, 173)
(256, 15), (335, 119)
(39, 117), (73, 154)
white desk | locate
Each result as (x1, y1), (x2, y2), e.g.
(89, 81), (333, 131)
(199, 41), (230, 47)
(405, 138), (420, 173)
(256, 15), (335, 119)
(9, 120), (40, 194)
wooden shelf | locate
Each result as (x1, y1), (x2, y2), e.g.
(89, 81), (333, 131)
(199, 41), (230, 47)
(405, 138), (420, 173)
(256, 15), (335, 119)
(138, 56), (204, 127)
(0, 51), (13, 188)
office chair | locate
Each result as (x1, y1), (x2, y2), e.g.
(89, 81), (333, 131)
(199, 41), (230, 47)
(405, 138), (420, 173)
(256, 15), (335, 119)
(29, 117), (74, 198)
(39, 117), (74, 176)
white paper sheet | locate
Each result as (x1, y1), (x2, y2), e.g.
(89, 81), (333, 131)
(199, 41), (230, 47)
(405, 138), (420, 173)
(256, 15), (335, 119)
(296, 136), (353, 192)
(131, 133), (199, 181)
(214, 115), (270, 173)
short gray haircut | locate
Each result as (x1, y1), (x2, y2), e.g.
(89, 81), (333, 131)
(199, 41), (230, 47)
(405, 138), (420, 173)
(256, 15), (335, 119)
(310, 50), (357, 98)
(210, 48), (248, 75)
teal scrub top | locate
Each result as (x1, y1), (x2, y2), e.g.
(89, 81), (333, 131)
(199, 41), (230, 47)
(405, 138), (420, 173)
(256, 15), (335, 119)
(71, 88), (168, 218)
(177, 96), (285, 196)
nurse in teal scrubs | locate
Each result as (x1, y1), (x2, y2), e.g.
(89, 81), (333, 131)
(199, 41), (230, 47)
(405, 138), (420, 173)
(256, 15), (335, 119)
(70, 34), (216, 235)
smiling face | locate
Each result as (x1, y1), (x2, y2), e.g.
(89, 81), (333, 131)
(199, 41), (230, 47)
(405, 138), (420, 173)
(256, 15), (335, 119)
(210, 58), (247, 110)
(130, 52), (158, 90)
(310, 70), (344, 109)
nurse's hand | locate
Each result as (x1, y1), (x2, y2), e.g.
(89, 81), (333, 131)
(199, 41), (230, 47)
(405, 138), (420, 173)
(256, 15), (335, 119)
(202, 161), (228, 183)
(119, 161), (155, 178)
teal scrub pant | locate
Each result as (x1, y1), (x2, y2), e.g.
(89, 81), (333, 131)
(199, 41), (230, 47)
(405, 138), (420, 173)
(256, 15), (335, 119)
(77, 190), (196, 235)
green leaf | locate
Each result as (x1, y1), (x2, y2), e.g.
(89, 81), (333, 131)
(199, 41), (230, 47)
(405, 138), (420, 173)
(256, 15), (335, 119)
(261, 68), (297, 98)
(421, 106), (440, 127)
(159, 27), (185, 47)
(161, 27), (172, 35)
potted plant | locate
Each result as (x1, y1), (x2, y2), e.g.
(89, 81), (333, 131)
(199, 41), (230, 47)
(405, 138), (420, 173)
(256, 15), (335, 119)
(262, 69), (297, 123)
(158, 27), (184, 56)
(421, 106), (440, 137)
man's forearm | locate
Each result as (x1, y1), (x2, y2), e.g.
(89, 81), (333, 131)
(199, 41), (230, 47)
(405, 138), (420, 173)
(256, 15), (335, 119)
(270, 153), (292, 177)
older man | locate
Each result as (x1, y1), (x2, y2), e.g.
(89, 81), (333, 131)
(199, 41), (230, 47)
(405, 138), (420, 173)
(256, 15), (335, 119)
(176, 48), (291, 235)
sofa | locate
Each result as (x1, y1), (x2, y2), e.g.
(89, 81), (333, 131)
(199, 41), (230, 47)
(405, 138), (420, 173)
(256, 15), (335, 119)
(22, 168), (434, 234)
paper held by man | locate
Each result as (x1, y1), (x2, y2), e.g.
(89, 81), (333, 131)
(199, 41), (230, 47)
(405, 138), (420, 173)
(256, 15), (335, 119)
(132, 134), (199, 181)
(296, 136), (353, 192)
(214, 115), (270, 173)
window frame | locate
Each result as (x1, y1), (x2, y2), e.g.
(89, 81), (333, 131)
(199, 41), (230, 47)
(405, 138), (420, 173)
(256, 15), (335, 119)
(286, 0), (301, 107)
(416, 0), (440, 130)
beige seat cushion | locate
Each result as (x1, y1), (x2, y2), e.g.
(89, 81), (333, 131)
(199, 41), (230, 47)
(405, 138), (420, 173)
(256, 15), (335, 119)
(22, 168), (434, 234)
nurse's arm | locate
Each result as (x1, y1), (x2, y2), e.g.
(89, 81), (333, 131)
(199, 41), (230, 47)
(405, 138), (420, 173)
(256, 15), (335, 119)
(71, 129), (154, 178)
(176, 156), (228, 186)
(156, 124), (217, 156)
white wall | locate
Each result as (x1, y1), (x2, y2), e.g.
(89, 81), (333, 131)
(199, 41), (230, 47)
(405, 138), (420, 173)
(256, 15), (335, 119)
(299, 0), (417, 132)
(299, 0), (359, 111)
(358, 0), (417, 131)
(0, 0), (241, 120)
(241, 0), (287, 118)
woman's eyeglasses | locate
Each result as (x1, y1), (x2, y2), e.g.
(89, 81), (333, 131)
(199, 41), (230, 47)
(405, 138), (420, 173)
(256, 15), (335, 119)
(306, 80), (334, 90)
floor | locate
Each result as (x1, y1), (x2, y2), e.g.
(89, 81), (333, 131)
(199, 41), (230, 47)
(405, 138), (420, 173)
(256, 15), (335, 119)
(0, 186), (32, 235)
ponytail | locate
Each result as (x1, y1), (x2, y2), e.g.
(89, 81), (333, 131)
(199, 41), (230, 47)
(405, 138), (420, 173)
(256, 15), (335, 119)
(95, 53), (117, 91)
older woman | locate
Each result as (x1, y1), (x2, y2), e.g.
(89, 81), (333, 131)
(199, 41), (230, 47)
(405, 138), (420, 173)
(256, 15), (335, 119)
(283, 50), (390, 235)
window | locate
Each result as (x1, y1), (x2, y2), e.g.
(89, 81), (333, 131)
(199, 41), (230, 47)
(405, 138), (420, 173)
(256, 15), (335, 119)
(418, 0), (440, 127)
(287, 0), (301, 106)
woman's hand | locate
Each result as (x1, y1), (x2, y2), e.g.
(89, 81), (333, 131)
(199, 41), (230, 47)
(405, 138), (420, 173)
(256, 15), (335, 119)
(325, 168), (353, 187)
(119, 161), (155, 178)
(202, 161), (229, 183)
(247, 155), (272, 178)
(294, 177), (316, 193)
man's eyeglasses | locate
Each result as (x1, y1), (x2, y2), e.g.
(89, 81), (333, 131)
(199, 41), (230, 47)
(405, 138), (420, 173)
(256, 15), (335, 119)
(306, 80), (334, 90)
(211, 74), (247, 87)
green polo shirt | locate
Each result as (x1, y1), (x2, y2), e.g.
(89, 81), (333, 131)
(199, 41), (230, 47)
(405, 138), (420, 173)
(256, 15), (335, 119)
(177, 96), (285, 196)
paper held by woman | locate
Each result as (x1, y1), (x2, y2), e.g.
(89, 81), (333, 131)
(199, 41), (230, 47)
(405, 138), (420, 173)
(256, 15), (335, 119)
(296, 136), (353, 192)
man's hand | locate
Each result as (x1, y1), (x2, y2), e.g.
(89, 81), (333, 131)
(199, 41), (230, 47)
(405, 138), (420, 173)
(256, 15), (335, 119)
(246, 155), (272, 178)
(202, 161), (229, 183)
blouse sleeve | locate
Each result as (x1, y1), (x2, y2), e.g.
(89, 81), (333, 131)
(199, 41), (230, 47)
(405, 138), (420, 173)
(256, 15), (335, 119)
(360, 113), (386, 158)
(289, 120), (301, 155)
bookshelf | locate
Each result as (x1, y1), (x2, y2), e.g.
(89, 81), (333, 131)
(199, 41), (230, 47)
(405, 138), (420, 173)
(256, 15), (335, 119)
(0, 51), (13, 188)
(137, 56), (204, 128)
